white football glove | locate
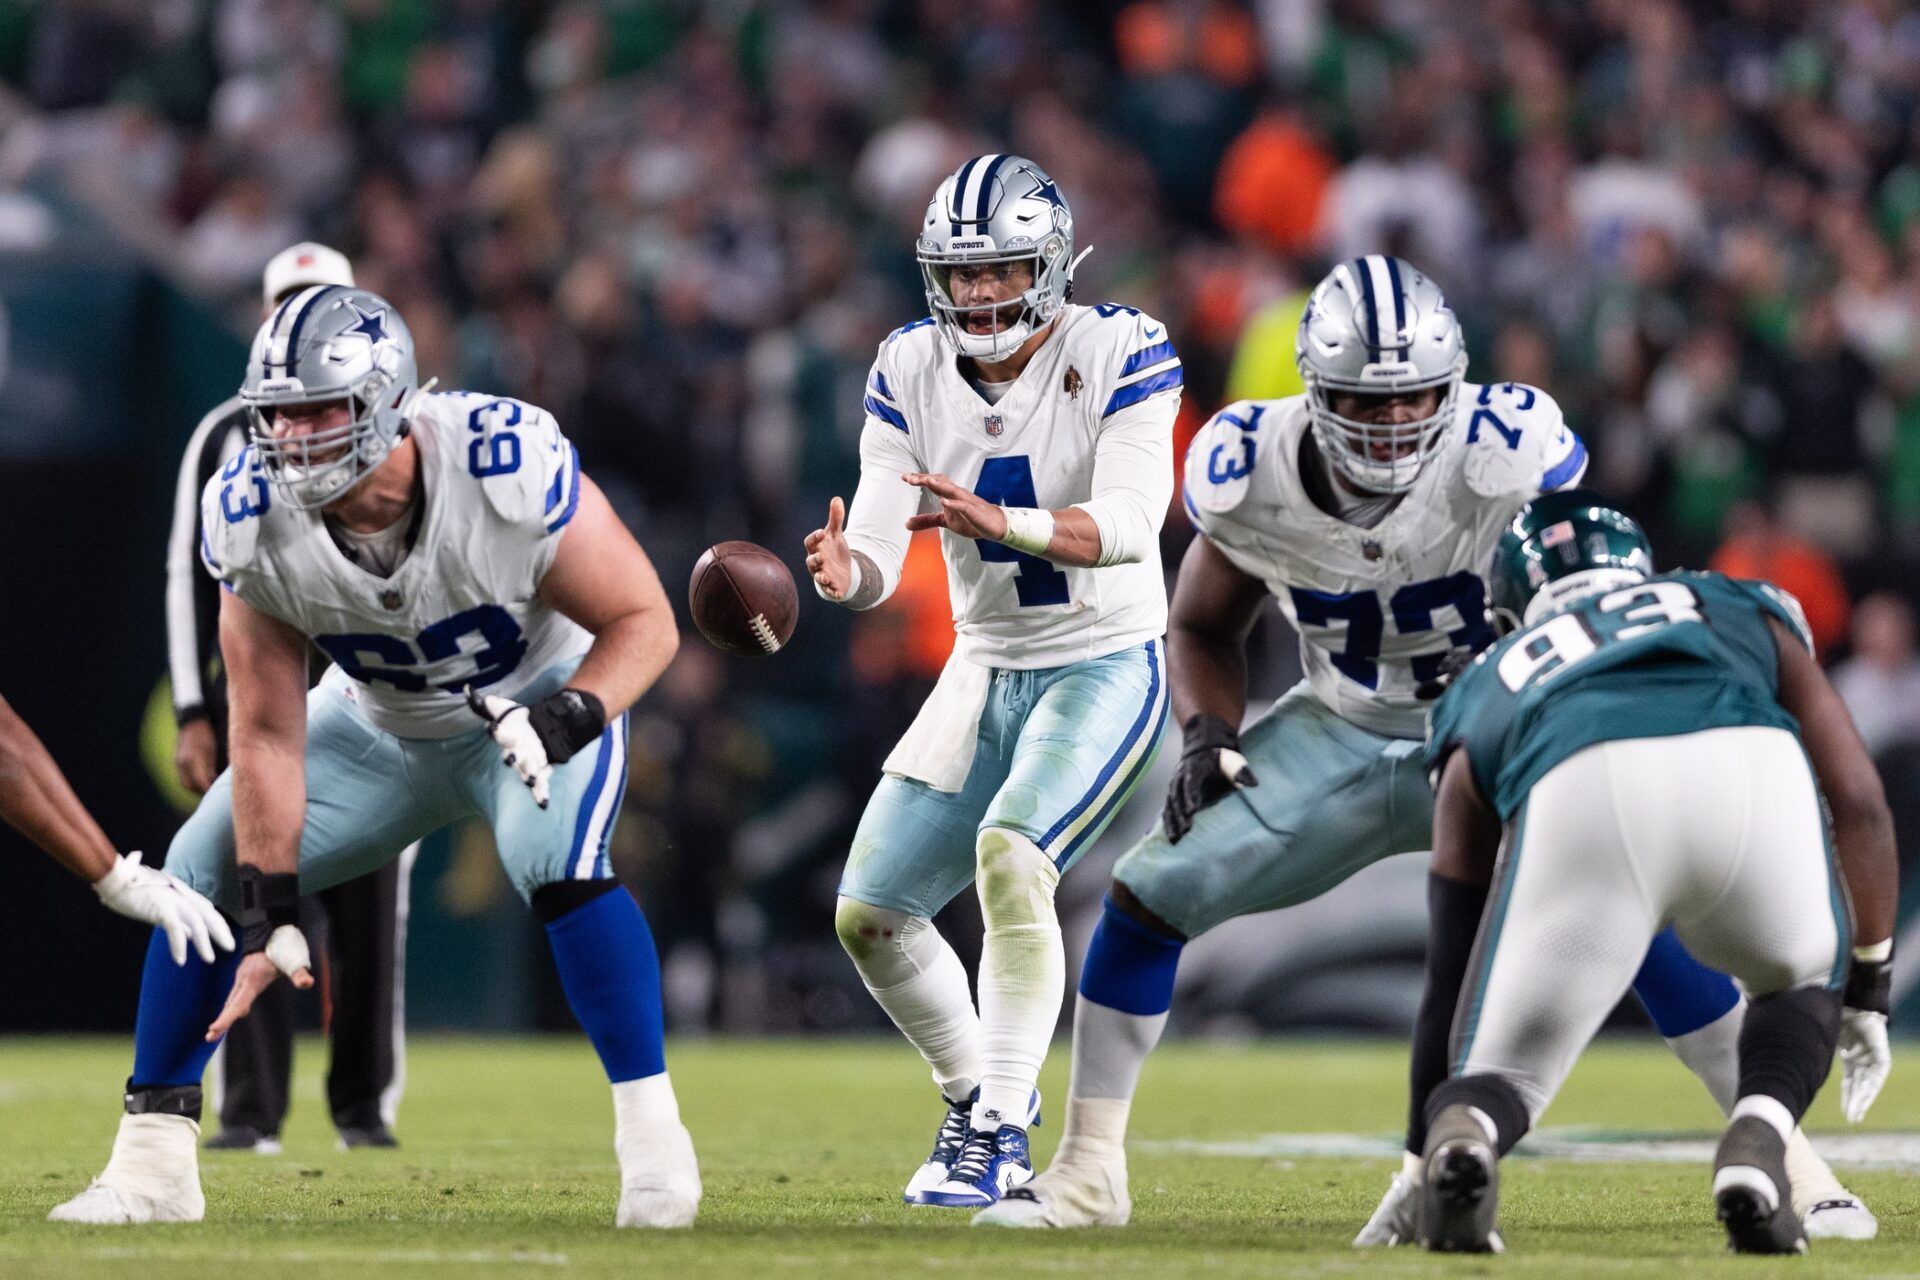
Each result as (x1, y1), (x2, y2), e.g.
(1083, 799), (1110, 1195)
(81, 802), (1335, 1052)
(1838, 1008), (1891, 1124)
(467, 689), (551, 809)
(92, 851), (236, 965)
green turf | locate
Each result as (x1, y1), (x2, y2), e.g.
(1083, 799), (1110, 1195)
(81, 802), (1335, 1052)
(1, 1035), (1915, 1277)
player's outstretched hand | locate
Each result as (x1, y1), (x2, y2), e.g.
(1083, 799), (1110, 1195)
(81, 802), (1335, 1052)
(92, 852), (236, 966)
(804, 496), (853, 600)
(207, 937), (314, 1042)
(1163, 713), (1258, 843)
(1839, 946), (1893, 1123)
(466, 686), (553, 808)
(904, 473), (1009, 542)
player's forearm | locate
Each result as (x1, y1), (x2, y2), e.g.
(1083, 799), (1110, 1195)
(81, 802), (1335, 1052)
(0, 712), (118, 881)
(566, 606), (679, 719)
(1833, 800), (1898, 946)
(230, 734), (305, 875)
(1017, 506), (1104, 568)
(1167, 628), (1250, 729)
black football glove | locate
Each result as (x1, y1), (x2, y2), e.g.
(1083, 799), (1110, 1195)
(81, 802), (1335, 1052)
(1162, 713), (1258, 844)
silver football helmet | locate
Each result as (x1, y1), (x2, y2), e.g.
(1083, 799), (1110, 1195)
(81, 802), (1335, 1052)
(917, 154), (1089, 363)
(1296, 256), (1467, 495)
(239, 286), (419, 509)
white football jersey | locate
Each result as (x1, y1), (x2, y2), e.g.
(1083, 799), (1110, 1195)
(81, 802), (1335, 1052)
(200, 391), (591, 738)
(849, 303), (1180, 669)
(1184, 382), (1587, 739)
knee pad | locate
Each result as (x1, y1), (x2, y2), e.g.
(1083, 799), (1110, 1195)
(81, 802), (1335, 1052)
(834, 896), (927, 970)
(975, 828), (1059, 925)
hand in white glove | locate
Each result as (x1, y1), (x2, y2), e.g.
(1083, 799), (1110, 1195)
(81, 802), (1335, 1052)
(1838, 1007), (1891, 1124)
(92, 851), (236, 965)
(467, 687), (552, 809)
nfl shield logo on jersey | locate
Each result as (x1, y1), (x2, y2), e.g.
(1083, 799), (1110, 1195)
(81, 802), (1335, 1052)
(380, 588), (404, 611)
(984, 414), (1004, 437)
(1363, 539), (1384, 561)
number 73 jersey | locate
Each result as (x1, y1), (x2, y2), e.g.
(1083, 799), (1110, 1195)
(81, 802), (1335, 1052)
(1182, 383), (1587, 739)
(199, 391), (591, 738)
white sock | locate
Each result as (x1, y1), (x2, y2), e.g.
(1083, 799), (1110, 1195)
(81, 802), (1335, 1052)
(1054, 1096), (1131, 1168)
(1783, 1125), (1852, 1214)
(612, 1073), (697, 1184)
(973, 828), (1063, 1131)
(1665, 998), (1746, 1114)
(1068, 993), (1169, 1103)
(1731, 1094), (1796, 1144)
(101, 1113), (199, 1203)
(835, 897), (982, 1101)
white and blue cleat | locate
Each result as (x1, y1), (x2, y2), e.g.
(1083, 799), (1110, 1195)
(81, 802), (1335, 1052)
(922, 1125), (1034, 1209)
(904, 1089), (1040, 1208)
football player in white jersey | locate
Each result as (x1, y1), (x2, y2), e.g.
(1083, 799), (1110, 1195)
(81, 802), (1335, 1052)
(50, 287), (700, 1229)
(804, 155), (1180, 1208)
(977, 256), (1875, 1238)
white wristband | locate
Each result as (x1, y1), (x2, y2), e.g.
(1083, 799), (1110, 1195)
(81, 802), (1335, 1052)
(815, 552), (862, 603)
(999, 506), (1055, 557)
(1855, 938), (1893, 963)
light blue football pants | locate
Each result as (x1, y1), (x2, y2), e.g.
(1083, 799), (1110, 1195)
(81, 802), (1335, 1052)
(1112, 681), (1432, 939)
(166, 661), (628, 909)
(841, 640), (1169, 918)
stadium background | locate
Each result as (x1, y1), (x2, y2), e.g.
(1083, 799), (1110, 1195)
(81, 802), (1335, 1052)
(0, 0), (1916, 1044)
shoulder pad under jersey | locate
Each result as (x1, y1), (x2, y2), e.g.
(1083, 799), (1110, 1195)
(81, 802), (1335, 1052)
(436, 393), (580, 533)
(1092, 305), (1183, 421)
(1460, 382), (1587, 500)
(199, 445), (272, 578)
(1183, 400), (1275, 524)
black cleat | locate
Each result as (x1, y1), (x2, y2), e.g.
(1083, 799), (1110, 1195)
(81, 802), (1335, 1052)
(205, 1125), (280, 1154)
(336, 1124), (399, 1150)
(1714, 1116), (1806, 1255)
(1419, 1105), (1503, 1253)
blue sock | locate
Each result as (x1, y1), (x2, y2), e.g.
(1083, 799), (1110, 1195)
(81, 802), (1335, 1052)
(1631, 927), (1740, 1037)
(1077, 895), (1184, 1016)
(130, 927), (241, 1089)
(544, 886), (667, 1082)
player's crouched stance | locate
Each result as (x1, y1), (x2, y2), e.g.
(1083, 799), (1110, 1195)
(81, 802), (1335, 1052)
(806, 156), (1177, 1208)
(50, 288), (699, 1228)
(1413, 493), (1896, 1255)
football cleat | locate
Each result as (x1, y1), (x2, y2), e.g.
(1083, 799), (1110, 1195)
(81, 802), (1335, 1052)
(1354, 1169), (1421, 1247)
(905, 1088), (1040, 1206)
(336, 1124), (399, 1151)
(1715, 1116), (1806, 1255)
(205, 1125), (281, 1155)
(615, 1122), (701, 1229)
(1803, 1196), (1878, 1241)
(921, 1125), (1032, 1209)
(51, 1113), (205, 1225)
(971, 1153), (1130, 1228)
(47, 1179), (204, 1225)
(1419, 1106), (1503, 1254)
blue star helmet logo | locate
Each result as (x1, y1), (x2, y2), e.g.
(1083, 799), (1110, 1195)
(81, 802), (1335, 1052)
(343, 299), (389, 345)
(1031, 174), (1067, 212)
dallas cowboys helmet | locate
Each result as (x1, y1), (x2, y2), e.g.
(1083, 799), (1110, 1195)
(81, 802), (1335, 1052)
(1296, 256), (1467, 495)
(917, 154), (1089, 363)
(240, 286), (419, 509)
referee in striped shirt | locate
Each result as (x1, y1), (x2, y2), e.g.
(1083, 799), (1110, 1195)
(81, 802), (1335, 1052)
(165, 243), (415, 1153)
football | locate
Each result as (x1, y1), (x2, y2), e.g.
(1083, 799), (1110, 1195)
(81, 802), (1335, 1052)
(688, 540), (799, 657)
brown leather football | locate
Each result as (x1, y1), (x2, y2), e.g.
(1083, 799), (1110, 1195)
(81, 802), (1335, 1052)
(688, 541), (799, 658)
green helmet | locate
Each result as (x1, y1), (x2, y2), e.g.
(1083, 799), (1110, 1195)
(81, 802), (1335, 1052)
(1490, 489), (1656, 626)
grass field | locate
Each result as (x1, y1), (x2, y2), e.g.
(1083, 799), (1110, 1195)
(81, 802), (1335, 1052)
(2, 1035), (1917, 1278)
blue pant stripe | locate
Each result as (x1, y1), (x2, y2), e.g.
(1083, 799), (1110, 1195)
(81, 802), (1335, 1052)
(1038, 640), (1161, 855)
(568, 723), (617, 878)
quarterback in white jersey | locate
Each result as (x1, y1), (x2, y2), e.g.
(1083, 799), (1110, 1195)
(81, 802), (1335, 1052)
(981, 256), (1874, 1240)
(51, 287), (700, 1231)
(805, 155), (1178, 1209)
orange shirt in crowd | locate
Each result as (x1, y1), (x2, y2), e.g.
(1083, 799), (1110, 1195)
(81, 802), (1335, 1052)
(1214, 110), (1335, 257)
(1708, 532), (1853, 658)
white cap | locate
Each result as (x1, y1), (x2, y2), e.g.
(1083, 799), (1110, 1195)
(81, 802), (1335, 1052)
(262, 242), (355, 308)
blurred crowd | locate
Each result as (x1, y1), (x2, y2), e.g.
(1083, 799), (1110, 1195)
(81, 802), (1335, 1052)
(7, 0), (1920, 1027)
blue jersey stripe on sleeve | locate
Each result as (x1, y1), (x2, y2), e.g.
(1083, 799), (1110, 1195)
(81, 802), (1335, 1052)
(1119, 339), (1178, 378)
(864, 394), (909, 432)
(1102, 366), (1183, 418)
(1541, 433), (1588, 491)
(545, 445), (582, 533)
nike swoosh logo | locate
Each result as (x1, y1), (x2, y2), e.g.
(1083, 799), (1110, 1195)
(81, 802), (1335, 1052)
(1144, 325), (1162, 339)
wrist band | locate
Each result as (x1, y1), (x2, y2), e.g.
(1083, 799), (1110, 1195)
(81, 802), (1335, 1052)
(237, 865), (299, 954)
(1855, 938), (1893, 963)
(1000, 506), (1055, 557)
(529, 688), (607, 765)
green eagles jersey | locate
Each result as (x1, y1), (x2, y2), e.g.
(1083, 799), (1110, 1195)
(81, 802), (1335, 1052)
(1425, 571), (1814, 819)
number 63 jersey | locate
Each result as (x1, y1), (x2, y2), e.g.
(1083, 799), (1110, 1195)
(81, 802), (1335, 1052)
(1182, 382), (1586, 740)
(199, 391), (591, 738)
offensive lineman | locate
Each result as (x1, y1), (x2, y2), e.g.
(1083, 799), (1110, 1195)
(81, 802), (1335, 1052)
(1415, 493), (1895, 1254)
(50, 287), (700, 1228)
(805, 155), (1179, 1208)
(978, 256), (1874, 1236)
